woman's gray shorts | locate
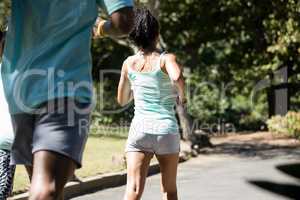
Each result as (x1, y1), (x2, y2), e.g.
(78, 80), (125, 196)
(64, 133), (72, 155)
(125, 132), (180, 155)
(10, 98), (91, 168)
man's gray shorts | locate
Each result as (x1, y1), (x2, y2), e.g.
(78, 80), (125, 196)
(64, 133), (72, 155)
(10, 98), (91, 168)
(125, 132), (180, 155)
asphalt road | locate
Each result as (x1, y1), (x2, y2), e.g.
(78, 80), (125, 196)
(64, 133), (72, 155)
(71, 149), (300, 200)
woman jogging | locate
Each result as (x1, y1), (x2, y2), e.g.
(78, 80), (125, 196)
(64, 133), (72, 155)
(117, 8), (186, 200)
(0, 31), (15, 200)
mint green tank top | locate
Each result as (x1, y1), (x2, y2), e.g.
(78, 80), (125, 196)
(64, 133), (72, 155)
(127, 53), (179, 135)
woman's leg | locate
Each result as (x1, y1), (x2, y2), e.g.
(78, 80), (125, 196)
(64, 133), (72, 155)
(156, 153), (179, 200)
(29, 151), (76, 200)
(0, 149), (16, 199)
(124, 152), (153, 200)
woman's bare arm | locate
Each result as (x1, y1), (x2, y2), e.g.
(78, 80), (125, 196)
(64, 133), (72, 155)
(164, 53), (187, 104)
(117, 60), (133, 106)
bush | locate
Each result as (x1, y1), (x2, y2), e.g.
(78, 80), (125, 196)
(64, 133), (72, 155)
(267, 111), (300, 139)
(266, 115), (288, 136)
(286, 112), (300, 139)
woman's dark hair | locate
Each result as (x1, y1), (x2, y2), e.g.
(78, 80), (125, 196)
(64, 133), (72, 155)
(129, 8), (159, 50)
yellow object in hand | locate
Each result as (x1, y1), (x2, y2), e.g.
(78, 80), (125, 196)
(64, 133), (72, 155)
(97, 20), (107, 38)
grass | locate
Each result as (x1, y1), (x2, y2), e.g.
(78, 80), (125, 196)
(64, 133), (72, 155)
(13, 135), (127, 194)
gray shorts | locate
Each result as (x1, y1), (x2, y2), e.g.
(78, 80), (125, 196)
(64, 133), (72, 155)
(10, 98), (91, 168)
(125, 132), (180, 155)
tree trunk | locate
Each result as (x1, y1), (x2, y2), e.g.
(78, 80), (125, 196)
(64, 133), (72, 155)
(176, 104), (192, 141)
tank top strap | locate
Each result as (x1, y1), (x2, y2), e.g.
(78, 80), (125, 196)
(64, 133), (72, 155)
(126, 63), (133, 74)
(155, 51), (166, 71)
(126, 56), (136, 75)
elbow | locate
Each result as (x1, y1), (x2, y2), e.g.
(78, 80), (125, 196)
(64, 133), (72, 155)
(173, 75), (181, 83)
(117, 97), (124, 106)
(173, 73), (184, 83)
(117, 97), (127, 107)
(119, 101), (127, 107)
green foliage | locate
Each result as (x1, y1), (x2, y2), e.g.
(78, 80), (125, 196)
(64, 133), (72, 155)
(187, 72), (220, 123)
(91, 35), (134, 125)
(92, 79), (134, 126)
(159, 0), (299, 130)
(286, 112), (300, 139)
(0, 0), (10, 31)
(229, 94), (268, 130)
(91, 38), (133, 81)
(187, 69), (268, 130)
(267, 112), (300, 139)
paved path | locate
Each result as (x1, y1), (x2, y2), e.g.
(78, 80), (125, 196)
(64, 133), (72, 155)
(71, 148), (300, 200)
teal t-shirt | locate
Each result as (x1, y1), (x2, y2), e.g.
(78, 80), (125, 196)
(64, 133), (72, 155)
(1, 0), (133, 114)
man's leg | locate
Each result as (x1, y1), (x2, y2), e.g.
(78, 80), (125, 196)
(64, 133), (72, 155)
(29, 98), (90, 200)
(29, 151), (76, 200)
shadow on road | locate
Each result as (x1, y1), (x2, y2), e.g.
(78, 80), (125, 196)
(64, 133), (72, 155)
(204, 142), (300, 159)
(249, 163), (300, 200)
(249, 180), (300, 199)
(277, 163), (300, 179)
(197, 134), (300, 199)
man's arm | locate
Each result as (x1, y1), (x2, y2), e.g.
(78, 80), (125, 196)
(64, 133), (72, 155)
(103, 7), (134, 37)
(95, 1), (134, 38)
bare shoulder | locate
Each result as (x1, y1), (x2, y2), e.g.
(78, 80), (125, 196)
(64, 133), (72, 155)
(125, 54), (140, 66)
(122, 55), (136, 71)
(162, 53), (179, 69)
(164, 53), (177, 62)
(124, 55), (135, 65)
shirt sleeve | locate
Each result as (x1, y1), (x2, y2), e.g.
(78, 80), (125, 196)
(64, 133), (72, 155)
(96, 0), (134, 15)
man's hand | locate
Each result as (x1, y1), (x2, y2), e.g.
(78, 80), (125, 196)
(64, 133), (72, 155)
(93, 18), (100, 39)
(94, 7), (134, 39)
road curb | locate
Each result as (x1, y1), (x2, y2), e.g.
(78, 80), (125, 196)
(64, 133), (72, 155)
(10, 161), (166, 200)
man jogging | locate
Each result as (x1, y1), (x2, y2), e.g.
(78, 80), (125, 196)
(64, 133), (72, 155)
(1, 1), (134, 199)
